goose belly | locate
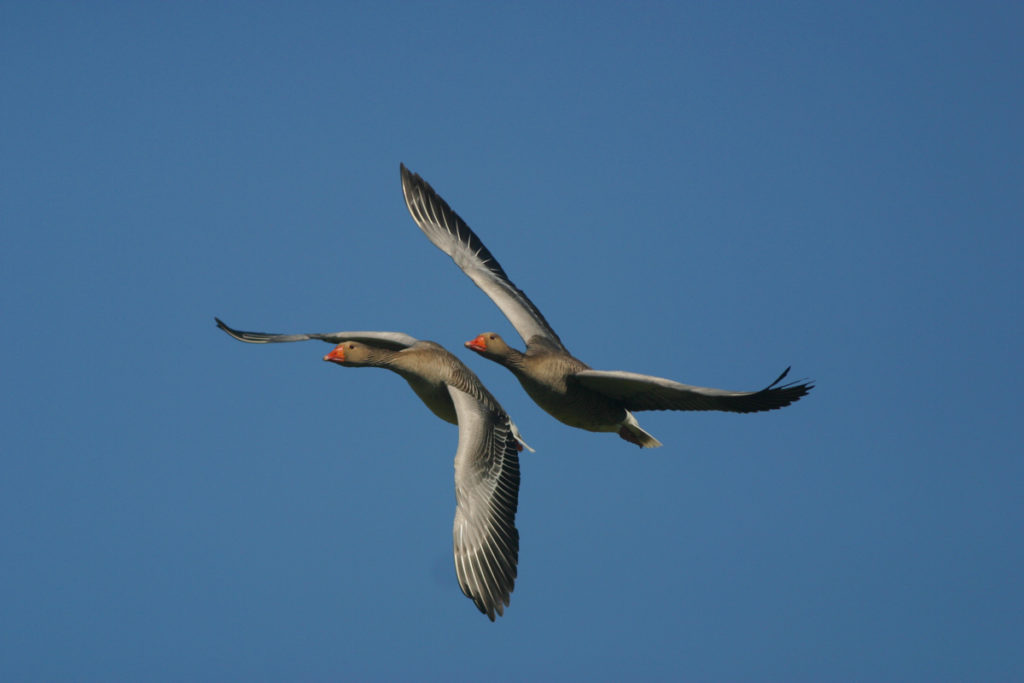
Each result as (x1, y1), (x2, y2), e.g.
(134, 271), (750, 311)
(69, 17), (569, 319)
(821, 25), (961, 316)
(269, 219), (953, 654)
(518, 377), (624, 433)
(404, 377), (458, 424)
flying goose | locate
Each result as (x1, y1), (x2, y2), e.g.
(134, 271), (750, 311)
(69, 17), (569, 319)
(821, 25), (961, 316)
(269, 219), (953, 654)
(215, 317), (528, 620)
(400, 164), (813, 448)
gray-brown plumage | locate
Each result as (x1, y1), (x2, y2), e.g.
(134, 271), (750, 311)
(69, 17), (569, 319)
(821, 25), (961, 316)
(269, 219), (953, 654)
(400, 164), (813, 448)
(215, 317), (526, 620)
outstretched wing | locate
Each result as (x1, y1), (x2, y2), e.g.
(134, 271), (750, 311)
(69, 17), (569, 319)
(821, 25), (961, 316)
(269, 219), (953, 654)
(574, 366), (814, 413)
(215, 318), (419, 350)
(447, 384), (521, 621)
(401, 164), (567, 352)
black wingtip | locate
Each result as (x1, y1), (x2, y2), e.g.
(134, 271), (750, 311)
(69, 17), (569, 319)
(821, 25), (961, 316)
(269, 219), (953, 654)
(214, 317), (249, 343)
(400, 163), (424, 197)
(760, 366), (815, 407)
(767, 366), (792, 388)
(402, 165), (431, 199)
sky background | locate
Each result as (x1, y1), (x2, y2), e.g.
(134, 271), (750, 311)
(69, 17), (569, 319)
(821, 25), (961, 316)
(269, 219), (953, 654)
(2, 2), (1021, 681)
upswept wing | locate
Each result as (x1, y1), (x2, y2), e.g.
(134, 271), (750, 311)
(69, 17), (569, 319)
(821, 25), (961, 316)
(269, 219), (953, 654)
(447, 385), (521, 621)
(400, 164), (567, 352)
(574, 366), (814, 414)
(215, 318), (418, 350)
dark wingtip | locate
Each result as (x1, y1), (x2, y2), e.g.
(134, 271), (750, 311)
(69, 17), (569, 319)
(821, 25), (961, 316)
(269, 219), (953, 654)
(767, 366), (792, 388)
(757, 366), (815, 409)
(214, 317), (249, 342)
(400, 163), (427, 199)
(777, 375), (815, 405)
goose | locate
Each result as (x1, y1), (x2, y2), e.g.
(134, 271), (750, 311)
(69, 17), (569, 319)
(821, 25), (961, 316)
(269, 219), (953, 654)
(214, 317), (529, 620)
(400, 164), (813, 448)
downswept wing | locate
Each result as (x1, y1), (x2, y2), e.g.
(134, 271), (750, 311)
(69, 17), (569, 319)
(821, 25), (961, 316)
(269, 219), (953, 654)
(215, 318), (419, 350)
(400, 164), (567, 352)
(447, 384), (521, 621)
(574, 366), (814, 414)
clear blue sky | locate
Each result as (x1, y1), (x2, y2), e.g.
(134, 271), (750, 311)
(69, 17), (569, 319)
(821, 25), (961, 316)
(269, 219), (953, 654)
(3, 2), (1021, 681)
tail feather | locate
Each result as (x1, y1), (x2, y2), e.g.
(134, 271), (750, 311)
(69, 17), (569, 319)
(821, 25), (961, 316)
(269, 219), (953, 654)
(510, 420), (535, 453)
(618, 412), (662, 448)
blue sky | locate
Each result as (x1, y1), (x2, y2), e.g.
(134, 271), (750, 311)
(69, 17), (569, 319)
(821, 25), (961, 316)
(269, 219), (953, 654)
(2, 2), (1021, 680)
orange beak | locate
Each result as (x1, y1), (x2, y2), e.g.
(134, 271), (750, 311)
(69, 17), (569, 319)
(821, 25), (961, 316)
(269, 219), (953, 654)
(465, 334), (487, 352)
(323, 345), (345, 363)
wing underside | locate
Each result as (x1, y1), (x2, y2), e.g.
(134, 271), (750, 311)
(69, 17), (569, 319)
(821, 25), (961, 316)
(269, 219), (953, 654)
(401, 164), (566, 351)
(215, 318), (418, 350)
(574, 366), (813, 413)
(447, 384), (521, 621)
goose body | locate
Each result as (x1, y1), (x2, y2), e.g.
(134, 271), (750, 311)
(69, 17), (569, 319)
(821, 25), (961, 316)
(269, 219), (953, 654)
(215, 318), (526, 620)
(400, 164), (813, 448)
